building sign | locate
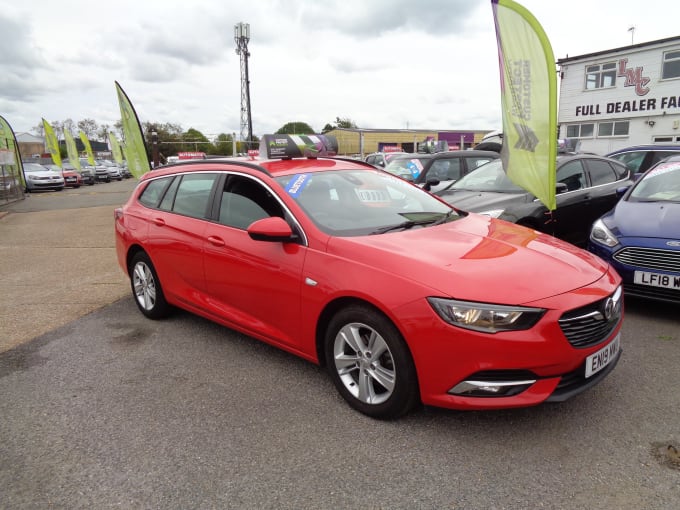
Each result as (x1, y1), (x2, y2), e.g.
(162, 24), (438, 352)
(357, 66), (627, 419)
(574, 57), (679, 117)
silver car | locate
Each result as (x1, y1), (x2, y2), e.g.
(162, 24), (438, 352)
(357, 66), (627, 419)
(23, 163), (65, 192)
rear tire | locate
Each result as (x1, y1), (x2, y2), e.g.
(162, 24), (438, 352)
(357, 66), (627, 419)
(325, 305), (419, 419)
(129, 252), (171, 319)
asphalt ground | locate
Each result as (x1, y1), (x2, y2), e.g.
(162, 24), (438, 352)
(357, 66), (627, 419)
(0, 180), (135, 353)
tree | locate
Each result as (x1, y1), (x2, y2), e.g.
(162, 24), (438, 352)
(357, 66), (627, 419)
(322, 116), (358, 133)
(77, 118), (98, 139)
(97, 123), (111, 142)
(275, 122), (315, 135)
(214, 133), (235, 156)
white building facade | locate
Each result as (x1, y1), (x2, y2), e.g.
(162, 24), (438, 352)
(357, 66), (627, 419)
(557, 35), (680, 155)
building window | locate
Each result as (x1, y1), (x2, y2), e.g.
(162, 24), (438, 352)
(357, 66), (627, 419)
(653, 135), (680, 143)
(585, 62), (617, 89)
(662, 49), (680, 80)
(566, 123), (594, 138)
(598, 121), (630, 137)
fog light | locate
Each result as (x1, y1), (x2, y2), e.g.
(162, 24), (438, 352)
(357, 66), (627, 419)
(449, 379), (536, 397)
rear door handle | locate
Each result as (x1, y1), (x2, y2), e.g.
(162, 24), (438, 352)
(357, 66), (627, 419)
(207, 236), (225, 247)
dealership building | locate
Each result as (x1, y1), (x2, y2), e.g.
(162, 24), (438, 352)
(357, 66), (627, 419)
(557, 35), (680, 154)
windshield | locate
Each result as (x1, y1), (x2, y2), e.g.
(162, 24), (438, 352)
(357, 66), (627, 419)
(23, 163), (50, 173)
(451, 159), (524, 192)
(629, 164), (680, 203)
(275, 168), (460, 236)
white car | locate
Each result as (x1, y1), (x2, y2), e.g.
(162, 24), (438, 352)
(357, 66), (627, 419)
(97, 160), (123, 181)
(23, 163), (65, 192)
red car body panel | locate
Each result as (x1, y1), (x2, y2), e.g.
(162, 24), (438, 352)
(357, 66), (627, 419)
(115, 157), (623, 411)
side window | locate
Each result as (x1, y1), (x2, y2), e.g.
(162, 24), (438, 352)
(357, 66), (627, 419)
(610, 151), (645, 172)
(430, 159), (460, 180)
(556, 161), (586, 191)
(172, 173), (219, 219)
(218, 175), (283, 229)
(159, 176), (180, 211)
(466, 157), (495, 170)
(586, 159), (617, 186)
(138, 177), (172, 207)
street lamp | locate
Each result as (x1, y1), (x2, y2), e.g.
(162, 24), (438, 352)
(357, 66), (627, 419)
(151, 131), (159, 168)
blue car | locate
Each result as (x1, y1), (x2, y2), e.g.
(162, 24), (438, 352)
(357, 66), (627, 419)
(588, 160), (680, 303)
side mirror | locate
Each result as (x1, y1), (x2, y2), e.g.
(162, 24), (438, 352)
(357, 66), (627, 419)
(247, 217), (294, 242)
(556, 182), (569, 194)
(423, 178), (440, 192)
(616, 186), (631, 198)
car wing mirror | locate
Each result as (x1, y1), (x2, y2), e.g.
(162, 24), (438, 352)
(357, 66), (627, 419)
(616, 186), (631, 198)
(423, 178), (440, 192)
(556, 182), (569, 194)
(247, 216), (294, 242)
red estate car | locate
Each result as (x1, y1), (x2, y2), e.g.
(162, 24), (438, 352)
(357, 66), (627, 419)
(115, 135), (623, 419)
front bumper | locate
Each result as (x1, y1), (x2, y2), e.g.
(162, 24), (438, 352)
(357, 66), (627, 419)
(395, 271), (623, 410)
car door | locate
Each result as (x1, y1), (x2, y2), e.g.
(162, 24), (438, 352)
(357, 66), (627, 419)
(202, 174), (307, 350)
(582, 158), (628, 221)
(141, 173), (221, 303)
(550, 159), (593, 245)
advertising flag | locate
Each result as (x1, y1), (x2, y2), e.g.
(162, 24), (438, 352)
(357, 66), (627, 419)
(64, 130), (81, 170)
(0, 114), (25, 190)
(42, 118), (62, 168)
(491, 0), (557, 210)
(79, 131), (96, 166)
(109, 132), (124, 165)
(115, 81), (150, 178)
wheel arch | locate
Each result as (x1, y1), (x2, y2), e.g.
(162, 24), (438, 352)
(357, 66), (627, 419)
(315, 296), (412, 369)
(125, 244), (147, 276)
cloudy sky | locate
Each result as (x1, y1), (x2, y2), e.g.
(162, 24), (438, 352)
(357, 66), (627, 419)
(1, 0), (678, 139)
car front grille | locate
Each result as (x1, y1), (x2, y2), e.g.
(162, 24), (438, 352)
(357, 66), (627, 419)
(622, 283), (680, 303)
(614, 247), (680, 272)
(558, 291), (622, 349)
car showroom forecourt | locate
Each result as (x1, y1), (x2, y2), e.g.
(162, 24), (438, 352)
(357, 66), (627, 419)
(115, 134), (623, 419)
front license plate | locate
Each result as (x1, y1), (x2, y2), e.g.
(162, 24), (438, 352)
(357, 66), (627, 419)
(585, 334), (620, 378)
(634, 271), (680, 290)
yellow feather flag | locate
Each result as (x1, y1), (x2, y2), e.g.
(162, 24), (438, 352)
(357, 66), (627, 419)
(64, 130), (81, 170)
(42, 118), (62, 168)
(109, 132), (125, 165)
(491, 0), (557, 210)
(79, 131), (96, 166)
(115, 81), (150, 178)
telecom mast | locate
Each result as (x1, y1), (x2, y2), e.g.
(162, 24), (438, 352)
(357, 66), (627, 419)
(234, 22), (253, 148)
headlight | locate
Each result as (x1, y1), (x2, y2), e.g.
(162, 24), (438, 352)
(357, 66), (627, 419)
(428, 297), (545, 333)
(590, 218), (619, 248)
(478, 209), (504, 218)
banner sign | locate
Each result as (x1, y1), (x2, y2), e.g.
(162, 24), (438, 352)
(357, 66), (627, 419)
(109, 132), (124, 165)
(79, 131), (96, 166)
(260, 134), (338, 159)
(115, 81), (150, 178)
(64, 130), (81, 170)
(492, 0), (557, 210)
(42, 118), (62, 168)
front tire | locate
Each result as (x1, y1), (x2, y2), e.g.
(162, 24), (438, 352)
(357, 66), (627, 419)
(325, 305), (419, 419)
(129, 252), (171, 319)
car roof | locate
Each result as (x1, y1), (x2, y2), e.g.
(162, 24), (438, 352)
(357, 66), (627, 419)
(141, 156), (378, 182)
(606, 145), (680, 155)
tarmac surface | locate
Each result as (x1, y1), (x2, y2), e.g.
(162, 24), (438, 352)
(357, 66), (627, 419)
(0, 182), (134, 353)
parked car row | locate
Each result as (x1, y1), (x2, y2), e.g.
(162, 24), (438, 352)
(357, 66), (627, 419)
(20, 160), (130, 192)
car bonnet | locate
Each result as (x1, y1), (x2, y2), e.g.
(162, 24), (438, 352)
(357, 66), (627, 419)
(327, 213), (608, 304)
(611, 199), (680, 239)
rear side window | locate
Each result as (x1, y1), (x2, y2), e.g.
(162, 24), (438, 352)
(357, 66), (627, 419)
(138, 177), (173, 207)
(586, 159), (617, 186)
(171, 174), (220, 219)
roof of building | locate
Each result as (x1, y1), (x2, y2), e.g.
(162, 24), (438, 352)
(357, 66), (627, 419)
(15, 132), (44, 143)
(557, 35), (680, 65)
